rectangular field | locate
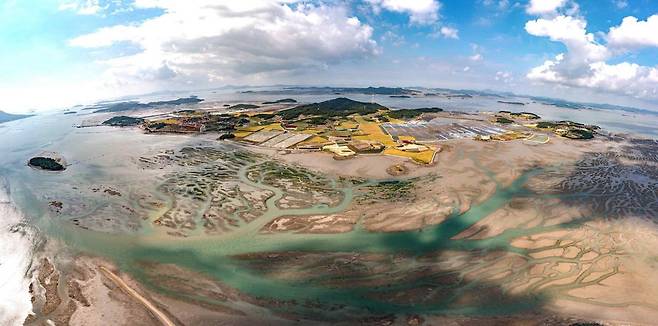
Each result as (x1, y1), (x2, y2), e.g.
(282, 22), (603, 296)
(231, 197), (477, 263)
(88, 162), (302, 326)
(382, 120), (506, 141)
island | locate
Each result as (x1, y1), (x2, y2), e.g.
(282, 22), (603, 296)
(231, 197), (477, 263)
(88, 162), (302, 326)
(102, 116), (145, 127)
(262, 98), (297, 104)
(229, 103), (260, 110)
(28, 156), (65, 171)
(94, 96), (204, 113)
(497, 100), (526, 105)
(0, 110), (33, 124)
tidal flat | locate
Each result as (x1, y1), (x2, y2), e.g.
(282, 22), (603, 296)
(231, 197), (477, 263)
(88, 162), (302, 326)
(2, 103), (658, 325)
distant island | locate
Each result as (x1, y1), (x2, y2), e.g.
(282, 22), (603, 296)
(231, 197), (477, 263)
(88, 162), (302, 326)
(498, 100), (525, 105)
(262, 98), (297, 104)
(0, 110), (33, 124)
(93, 96), (204, 113)
(229, 104), (260, 110)
(102, 116), (145, 127)
(388, 107), (443, 119)
(389, 95), (411, 98)
(248, 86), (417, 96)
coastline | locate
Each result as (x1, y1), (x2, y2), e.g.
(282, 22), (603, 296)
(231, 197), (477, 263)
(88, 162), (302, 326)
(0, 181), (35, 326)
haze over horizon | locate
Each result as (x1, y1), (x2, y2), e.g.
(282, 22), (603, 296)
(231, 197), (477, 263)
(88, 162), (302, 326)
(2, 0), (658, 113)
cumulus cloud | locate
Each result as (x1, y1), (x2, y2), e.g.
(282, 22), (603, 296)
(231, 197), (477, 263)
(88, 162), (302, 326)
(607, 15), (658, 49)
(69, 1), (379, 89)
(525, 11), (658, 100)
(525, 15), (608, 77)
(366, 0), (441, 24)
(439, 26), (459, 39)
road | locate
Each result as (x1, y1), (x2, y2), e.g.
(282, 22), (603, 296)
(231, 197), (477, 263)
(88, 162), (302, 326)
(99, 266), (176, 326)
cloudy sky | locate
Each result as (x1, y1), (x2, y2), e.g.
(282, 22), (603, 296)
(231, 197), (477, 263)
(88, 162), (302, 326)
(1, 0), (658, 113)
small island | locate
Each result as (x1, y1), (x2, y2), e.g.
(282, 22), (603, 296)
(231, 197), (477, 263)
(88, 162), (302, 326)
(102, 116), (145, 127)
(498, 100), (526, 105)
(28, 157), (65, 171)
(262, 98), (297, 104)
(229, 104), (260, 110)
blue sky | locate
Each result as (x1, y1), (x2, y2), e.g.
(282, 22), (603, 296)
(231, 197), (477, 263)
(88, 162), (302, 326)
(1, 0), (658, 113)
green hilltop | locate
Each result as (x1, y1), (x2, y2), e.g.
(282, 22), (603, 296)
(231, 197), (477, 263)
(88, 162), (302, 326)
(277, 97), (388, 120)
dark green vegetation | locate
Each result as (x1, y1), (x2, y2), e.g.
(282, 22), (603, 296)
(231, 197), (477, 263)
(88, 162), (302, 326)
(94, 96), (204, 113)
(360, 179), (415, 202)
(536, 120), (598, 139)
(387, 107), (443, 119)
(262, 98), (297, 104)
(252, 113), (276, 120)
(498, 100), (525, 105)
(0, 110), (33, 123)
(563, 128), (594, 139)
(510, 112), (540, 119)
(498, 111), (541, 120)
(229, 104), (260, 110)
(28, 157), (64, 171)
(102, 116), (145, 127)
(277, 97), (388, 120)
(218, 133), (235, 140)
(495, 117), (514, 124)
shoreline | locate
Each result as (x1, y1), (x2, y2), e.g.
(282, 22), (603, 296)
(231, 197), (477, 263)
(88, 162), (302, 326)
(0, 182), (34, 326)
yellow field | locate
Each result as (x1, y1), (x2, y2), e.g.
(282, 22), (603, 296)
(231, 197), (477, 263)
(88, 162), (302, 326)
(261, 123), (284, 131)
(338, 120), (359, 129)
(299, 127), (323, 134)
(383, 148), (436, 164)
(386, 117), (405, 124)
(246, 111), (276, 116)
(297, 135), (329, 147)
(304, 135), (328, 143)
(397, 135), (416, 142)
(353, 116), (396, 146)
(233, 131), (253, 138)
(239, 125), (265, 132)
(156, 118), (179, 125)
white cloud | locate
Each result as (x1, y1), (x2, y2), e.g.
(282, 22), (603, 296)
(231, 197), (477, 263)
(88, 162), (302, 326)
(607, 15), (658, 49)
(59, 0), (103, 15)
(69, 1), (379, 91)
(366, 0), (441, 24)
(495, 71), (513, 83)
(525, 16), (608, 77)
(439, 26), (459, 39)
(463, 66), (471, 72)
(525, 13), (658, 101)
(469, 53), (483, 61)
(525, 0), (567, 15)
(528, 56), (658, 97)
